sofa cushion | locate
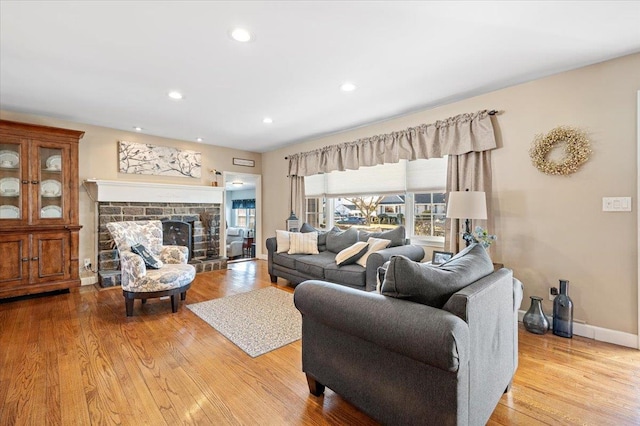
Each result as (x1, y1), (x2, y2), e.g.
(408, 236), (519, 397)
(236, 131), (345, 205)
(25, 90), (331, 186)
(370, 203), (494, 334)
(356, 237), (391, 267)
(295, 252), (336, 278)
(381, 243), (494, 308)
(326, 227), (358, 253)
(335, 241), (369, 266)
(358, 225), (406, 247)
(289, 232), (320, 255)
(272, 252), (307, 270)
(324, 263), (366, 287)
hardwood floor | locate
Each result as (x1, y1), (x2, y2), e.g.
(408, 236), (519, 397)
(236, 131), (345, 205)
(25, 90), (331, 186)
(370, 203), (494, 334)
(1, 260), (639, 425)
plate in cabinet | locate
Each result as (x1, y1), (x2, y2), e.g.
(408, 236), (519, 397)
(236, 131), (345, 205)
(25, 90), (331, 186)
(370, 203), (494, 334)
(0, 205), (20, 219)
(41, 179), (62, 197)
(0, 150), (19, 169)
(45, 155), (62, 171)
(41, 205), (62, 218)
(0, 177), (20, 197)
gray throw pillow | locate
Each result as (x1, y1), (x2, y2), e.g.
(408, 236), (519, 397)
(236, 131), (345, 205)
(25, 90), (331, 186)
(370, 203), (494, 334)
(381, 243), (493, 308)
(326, 227), (358, 253)
(358, 225), (406, 247)
(300, 223), (338, 251)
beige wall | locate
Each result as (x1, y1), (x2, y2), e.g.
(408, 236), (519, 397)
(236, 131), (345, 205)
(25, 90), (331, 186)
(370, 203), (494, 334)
(262, 53), (640, 335)
(0, 109), (262, 276)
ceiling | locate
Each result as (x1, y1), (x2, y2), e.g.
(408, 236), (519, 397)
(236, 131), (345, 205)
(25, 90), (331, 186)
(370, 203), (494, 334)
(1, 1), (639, 153)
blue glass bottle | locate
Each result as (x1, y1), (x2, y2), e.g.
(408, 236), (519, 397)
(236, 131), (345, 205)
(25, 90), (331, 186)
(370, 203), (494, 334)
(553, 279), (573, 338)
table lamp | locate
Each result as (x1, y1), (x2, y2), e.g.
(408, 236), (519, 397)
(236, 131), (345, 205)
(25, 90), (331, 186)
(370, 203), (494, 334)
(446, 190), (487, 252)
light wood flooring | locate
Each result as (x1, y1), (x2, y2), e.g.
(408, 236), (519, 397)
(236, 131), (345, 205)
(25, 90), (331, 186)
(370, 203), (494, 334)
(1, 260), (639, 425)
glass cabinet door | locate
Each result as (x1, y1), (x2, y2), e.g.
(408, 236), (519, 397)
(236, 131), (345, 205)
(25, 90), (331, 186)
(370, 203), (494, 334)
(37, 145), (65, 221)
(0, 141), (24, 221)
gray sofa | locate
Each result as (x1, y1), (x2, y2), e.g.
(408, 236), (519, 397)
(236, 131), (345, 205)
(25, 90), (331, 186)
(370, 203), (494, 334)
(266, 224), (424, 291)
(294, 244), (524, 426)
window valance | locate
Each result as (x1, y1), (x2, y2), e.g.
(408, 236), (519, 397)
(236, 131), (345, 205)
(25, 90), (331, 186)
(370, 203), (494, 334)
(232, 199), (255, 209)
(288, 109), (497, 177)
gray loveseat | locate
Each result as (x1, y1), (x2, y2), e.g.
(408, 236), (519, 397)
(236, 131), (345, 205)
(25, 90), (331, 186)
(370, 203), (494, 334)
(266, 224), (424, 291)
(294, 244), (524, 426)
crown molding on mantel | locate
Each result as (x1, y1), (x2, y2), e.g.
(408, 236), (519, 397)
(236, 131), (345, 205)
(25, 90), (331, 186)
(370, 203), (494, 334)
(83, 179), (223, 204)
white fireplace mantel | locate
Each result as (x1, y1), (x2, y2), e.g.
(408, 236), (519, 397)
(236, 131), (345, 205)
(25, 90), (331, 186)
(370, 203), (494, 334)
(84, 179), (224, 204)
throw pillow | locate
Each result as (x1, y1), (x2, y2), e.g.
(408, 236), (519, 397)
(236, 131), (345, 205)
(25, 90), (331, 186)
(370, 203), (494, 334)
(130, 243), (164, 269)
(358, 225), (406, 247)
(376, 260), (391, 293)
(288, 232), (320, 255)
(326, 227), (358, 253)
(380, 243), (494, 308)
(355, 237), (392, 267)
(276, 230), (291, 253)
(300, 223), (339, 251)
(335, 241), (369, 266)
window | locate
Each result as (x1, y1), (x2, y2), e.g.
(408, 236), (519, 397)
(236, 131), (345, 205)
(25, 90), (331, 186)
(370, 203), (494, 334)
(305, 158), (447, 244)
(231, 199), (256, 230)
(414, 193), (446, 238)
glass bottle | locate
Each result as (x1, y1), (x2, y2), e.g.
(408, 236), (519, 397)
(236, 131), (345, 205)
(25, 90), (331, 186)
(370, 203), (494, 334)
(523, 296), (550, 334)
(553, 279), (573, 338)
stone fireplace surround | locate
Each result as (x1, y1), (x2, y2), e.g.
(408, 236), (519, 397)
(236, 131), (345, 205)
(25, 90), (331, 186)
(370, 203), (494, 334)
(85, 180), (227, 288)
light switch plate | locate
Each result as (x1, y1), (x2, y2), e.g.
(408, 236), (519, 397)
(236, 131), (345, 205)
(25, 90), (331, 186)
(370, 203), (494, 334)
(602, 197), (632, 212)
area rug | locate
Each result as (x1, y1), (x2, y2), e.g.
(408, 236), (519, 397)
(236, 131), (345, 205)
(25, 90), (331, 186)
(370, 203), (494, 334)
(187, 287), (301, 357)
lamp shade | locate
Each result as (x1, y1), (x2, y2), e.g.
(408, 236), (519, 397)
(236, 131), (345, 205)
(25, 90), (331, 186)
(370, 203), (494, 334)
(446, 191), (487, 220)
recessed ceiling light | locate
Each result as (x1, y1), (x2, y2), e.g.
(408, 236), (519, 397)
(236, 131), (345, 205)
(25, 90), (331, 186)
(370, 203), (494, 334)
(230, 28), (252, 42)
(168, 91), (183, 100)
(263, 117), (273, 124)
(196, 137), (203, 142)
(340, 82), (357, 92)
(134, 126), (143, 132)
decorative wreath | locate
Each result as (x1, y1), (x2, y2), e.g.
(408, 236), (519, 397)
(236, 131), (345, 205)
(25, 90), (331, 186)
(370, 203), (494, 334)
(529, 126), (591, 176)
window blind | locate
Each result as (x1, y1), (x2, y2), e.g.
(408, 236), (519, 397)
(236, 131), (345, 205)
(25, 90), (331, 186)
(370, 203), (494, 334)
(305, 157), (446, 196)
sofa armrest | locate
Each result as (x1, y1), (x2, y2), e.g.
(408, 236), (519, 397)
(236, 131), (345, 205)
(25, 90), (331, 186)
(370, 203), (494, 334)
(266, 237), (277, 275)
(365, 245), (425, 291)
(160, 245), (188, 264)
(119, 251), (146, 288)
(294, 280), (469, 373)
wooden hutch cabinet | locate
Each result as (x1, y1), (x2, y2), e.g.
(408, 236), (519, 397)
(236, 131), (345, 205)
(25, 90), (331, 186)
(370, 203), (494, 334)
(0, 120), (84, 298)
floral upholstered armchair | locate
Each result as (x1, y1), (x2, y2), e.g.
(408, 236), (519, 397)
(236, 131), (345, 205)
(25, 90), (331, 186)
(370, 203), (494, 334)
(106, 220), (196, 316)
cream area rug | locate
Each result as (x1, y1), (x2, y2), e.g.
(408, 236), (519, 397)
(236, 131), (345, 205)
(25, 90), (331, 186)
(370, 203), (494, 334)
(187, 287), (301, 357)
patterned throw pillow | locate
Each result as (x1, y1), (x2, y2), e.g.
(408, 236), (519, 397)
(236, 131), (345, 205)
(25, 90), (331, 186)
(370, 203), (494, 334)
(130, 243), (164, 269)
(355, 237), (392, 267)
(288, 232), (320, 255)
(335, 241), (369, 266)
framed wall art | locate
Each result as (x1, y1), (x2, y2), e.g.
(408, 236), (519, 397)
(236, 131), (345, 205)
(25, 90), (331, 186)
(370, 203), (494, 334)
(233, 157), (255, 167)
(118, 141), (201, 178)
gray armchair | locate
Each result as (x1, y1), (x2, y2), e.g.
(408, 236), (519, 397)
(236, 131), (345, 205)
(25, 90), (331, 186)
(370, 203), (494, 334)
(294, 268), (523, 426)
(226, 227), (246, 259)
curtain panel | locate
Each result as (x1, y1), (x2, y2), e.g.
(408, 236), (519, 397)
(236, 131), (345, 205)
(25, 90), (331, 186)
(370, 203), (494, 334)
(288, 110), (497, 177)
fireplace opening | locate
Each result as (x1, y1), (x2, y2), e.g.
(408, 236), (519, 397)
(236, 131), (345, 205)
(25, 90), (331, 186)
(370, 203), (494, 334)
(162, 220), (193, 260)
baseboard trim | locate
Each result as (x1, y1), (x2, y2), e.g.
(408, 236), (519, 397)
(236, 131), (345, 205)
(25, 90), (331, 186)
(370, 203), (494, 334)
(517, 310), (638, 349)
(81, 276), (98, 286)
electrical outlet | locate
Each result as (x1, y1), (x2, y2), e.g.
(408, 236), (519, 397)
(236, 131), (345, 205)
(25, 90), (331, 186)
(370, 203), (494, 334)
(84, 258), (91, 269)
(549, 287), (558, 301)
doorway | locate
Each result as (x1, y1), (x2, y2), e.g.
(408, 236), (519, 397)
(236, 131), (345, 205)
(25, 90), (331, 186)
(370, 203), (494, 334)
(223, 171), (261, 262)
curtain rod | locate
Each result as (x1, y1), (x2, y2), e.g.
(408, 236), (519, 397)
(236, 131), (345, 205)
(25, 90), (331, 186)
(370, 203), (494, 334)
(284, 109), (501, 160)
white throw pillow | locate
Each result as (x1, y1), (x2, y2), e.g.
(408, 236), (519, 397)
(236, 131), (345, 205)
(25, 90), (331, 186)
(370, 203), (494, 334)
(276, 230), (291, 253)
(356, 237), (392, 267)
(288, 232), (319, 255)
(335, 241), (369, 266)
